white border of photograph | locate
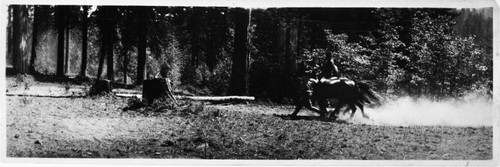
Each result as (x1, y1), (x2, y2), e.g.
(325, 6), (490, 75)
(0, 0), (498, 166)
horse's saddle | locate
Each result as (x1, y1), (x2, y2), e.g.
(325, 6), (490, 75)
(319, 77), (355, 85)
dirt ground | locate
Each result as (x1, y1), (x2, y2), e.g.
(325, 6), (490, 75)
(3, 75), (494, 160)
(6, 95), (493, 160)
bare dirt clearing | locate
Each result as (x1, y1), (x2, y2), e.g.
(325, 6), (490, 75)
(6, 95), (492, 159)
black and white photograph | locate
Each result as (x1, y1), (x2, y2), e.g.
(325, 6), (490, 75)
(1, 0), (498, 166)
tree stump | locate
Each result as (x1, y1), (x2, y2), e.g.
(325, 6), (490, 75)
(89, 79), (112, 95)
(142, 78), (177, 104)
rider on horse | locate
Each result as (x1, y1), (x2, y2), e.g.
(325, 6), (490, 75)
(295, 50), (341, 117)
(293, 50), (379, 120)
(320, 51), (340, 83)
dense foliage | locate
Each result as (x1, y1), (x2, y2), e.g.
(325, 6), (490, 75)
(293, 9), (492, 100)
(6, 6), (492, 102)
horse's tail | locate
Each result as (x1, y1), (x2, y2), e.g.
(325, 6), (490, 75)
(356, 82), (381, 105)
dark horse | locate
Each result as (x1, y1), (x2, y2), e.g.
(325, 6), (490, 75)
(291, 77), (380, 120)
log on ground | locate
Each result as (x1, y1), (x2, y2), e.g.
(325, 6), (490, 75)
(175, 96), (255, 102)
(114, 93), (254, 103)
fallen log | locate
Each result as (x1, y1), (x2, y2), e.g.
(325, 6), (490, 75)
(114, 93), (254, 102)
(112, 89), (141, 95)
(115, 93), (142, 98)
(6, 93), (86, 98)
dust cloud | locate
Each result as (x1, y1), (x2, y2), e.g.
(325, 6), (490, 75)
(343, 95), (494, 127)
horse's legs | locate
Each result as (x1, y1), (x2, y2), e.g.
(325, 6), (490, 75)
(318, 98), (328, 118)
(291, 96), (321, 117)
(305, 99), (321, 114)
(347, 102), (357, 118)
(291, 102), (303, 117)
(291, 94), (306, 117)
(355, 101), (369, 119)
(330, 100), (345, 120)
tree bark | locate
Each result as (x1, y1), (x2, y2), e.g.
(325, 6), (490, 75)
(136, 7), (147, 85)
(106, 7), (116, 81)
(106, 21), (114, 81)
(142, 78), (176, 104)
(97, 30), (106, 79)
(12, 5), (20, 73)
(189, 7), (202, 68)
(228, 8), (250, 95)
(206, 31), (216, 72)
(97, 6), (108, 80)
(285, 20), (291, 75)
(7, 6), (12, 67)
(12, 5), (30, 74)
(79, 6), (88, 78)
(55, 6), (65, 76)
(65, 21), (70, 74)
(296, 20), (302, 60)
(89, 79), (112, 95)
(29, 5), (39, 74)
(122, 44), (129, 84)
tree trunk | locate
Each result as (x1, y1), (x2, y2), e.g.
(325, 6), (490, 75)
(285, 20), (291, 75)
(65, 22), (70, 74)
(7, 6), (12, 67)
(142, 78), (177, 104)
(228, 8), (250, 95)
(89, 79), (112, 95)
(106, 21), (114, 81)
(55, 6), (65, 77)
(11, 5), (20, 73)
(80, 6), (88, 78)
(189, 7), (202, 68)
(12, 5), (30, 74)
(284, 19), (296, 98)
(136, 7), (147, 85)
(29, 5), (39, 74)
(296, 20), (302, 60)
(106, 7), (116, 81)
(206, 31), (216, 72)
(97, 6), (108, 80)
(97, 30), (106, 79)
(122, 46), (129, 84)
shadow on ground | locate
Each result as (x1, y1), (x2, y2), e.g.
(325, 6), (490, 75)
(273, 114), (351, 124)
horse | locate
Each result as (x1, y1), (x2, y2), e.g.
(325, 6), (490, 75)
(291, 77), (380, 120)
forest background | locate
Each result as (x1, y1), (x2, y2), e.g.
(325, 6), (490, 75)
(6, 6), (493, 103)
